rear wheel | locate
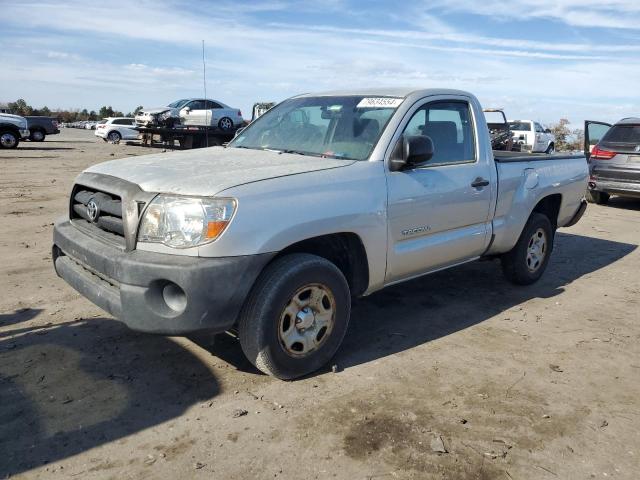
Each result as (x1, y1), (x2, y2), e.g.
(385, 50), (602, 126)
(586, 190), (610, 205)
(238, 253), (351, 380)
(30, 129), (46, 142)
(0, 130), (19, 149)
(107, 131), (122, 143)
(218, 117), (233, 131)
(501, 213), (553, 285)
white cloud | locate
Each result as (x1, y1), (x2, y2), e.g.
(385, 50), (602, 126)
(423, 0), (640, 30)
(0, 0), (638, 124)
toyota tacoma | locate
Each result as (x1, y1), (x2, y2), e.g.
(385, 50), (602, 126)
(53, 88), (588, 379)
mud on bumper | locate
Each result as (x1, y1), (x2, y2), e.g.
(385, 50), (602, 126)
(53, 219), (273, 335)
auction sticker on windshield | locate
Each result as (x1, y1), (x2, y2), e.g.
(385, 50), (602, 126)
(356, 97), (403, 108)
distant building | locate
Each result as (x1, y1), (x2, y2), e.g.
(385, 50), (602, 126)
(0, 102), (11, 114)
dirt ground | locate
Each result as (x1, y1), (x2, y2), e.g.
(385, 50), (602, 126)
(1, 128), (639, 480)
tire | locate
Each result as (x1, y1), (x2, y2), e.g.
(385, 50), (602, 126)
(107, 131), (122, 143)
(238, 253), (351, 380)
(545, 143), (555, 154)
(30, 129), (46, 142)
(586, 190), (610, 205)
(501, 213), (553, 285)
(0, 130), (19, 149)
(218, 117), (234, 131)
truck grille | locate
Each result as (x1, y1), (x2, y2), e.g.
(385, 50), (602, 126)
(71, 186), (125, 238)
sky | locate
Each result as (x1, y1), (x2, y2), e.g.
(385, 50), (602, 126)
(1, 0), (639, 125)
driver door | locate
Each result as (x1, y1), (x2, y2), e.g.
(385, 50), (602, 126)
(584, 121), (612, 160)
(385, 98), (494, 284)
(181, 100), (207, 126)
(534, 122), (546, 151)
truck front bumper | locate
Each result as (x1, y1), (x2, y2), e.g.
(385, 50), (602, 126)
(52, 218), (274, 334)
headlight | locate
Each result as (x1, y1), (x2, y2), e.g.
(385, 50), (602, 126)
(138, 195), (236, 248)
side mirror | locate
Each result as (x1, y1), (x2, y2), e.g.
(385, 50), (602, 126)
(544, 128), (551, 134)
(389, 135), (434, 171)
(182, 107), (191, 114)
(234, 127), (245, 138)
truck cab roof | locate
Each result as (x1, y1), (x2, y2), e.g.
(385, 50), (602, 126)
(295, 88), (473, 99)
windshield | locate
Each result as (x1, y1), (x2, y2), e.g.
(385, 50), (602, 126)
(167, 99), (190, 108)
(229, 95), (403, 160)
(509, 121), (532, 131)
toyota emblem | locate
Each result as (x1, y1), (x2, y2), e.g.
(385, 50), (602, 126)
(86, 199), (100, 222)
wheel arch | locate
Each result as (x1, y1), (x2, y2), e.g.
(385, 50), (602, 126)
(0, 123), (20, 134)
(269, 232), (370, 297)
(531, 193), (562, 231)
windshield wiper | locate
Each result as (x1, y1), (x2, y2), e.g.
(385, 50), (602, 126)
(279, 149), (324, 157)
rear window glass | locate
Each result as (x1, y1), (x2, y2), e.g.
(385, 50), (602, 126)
(509, 122), (532, 131)
(602, 125), (640, 144)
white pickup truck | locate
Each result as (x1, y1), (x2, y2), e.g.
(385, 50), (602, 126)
(53, 88), (588, 379)
(509, 120), (556, 153)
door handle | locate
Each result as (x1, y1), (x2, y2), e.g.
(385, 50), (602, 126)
(471, 177), (490, 188)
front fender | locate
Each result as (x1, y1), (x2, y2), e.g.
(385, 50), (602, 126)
(201, 161), (389, 291)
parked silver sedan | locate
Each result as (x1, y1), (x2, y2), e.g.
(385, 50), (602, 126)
(135, 98), (244, 131)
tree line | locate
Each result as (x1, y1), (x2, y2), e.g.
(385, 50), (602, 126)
(548, 118), (584, 152)
(5, 99), (143, 123)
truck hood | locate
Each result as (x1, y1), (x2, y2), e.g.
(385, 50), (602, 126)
(85, 147), (356, 196)
(0, 113), (27, 125)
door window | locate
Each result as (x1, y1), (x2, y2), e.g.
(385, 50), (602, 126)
(205, 101), (222, 109)
(586, 123), (611, 147)
(187, 100), (206, 110)
(402, 101), (475, 164)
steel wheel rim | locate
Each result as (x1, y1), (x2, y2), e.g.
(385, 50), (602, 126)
(108, 132), (120, 142)
(278, 283), (336, 358)
(526, 228), (547, 272)
(1, 133), (16, 147)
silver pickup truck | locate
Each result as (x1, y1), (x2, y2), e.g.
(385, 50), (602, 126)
(53, 88), (588, 379)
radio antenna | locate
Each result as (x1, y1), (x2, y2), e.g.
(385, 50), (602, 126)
(202, 39), (209, 147)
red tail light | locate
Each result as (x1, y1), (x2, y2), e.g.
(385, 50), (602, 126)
(590, 144), (616, 160)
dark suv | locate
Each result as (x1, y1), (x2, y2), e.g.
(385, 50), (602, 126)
(585, 118), (640, 204)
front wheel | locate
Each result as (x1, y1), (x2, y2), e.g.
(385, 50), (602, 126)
(586, 190), (610, 205)
(0, 130), (19, 149)
(545, 143), (555, 154)
(238, 253), (351, 380)
(501, 213), (553, 285)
